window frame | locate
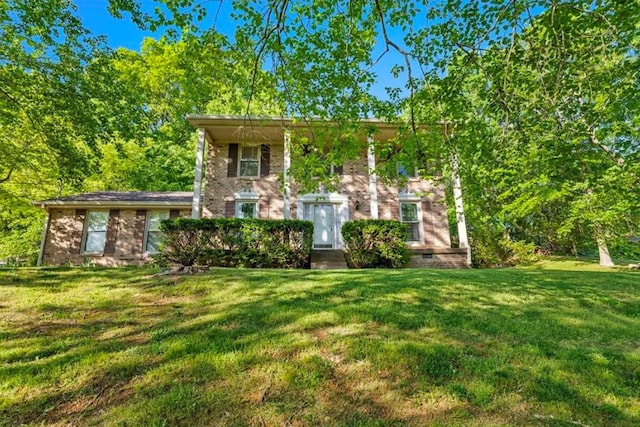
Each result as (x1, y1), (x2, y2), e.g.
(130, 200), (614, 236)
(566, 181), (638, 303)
(399, 202), (422, 243)
(238, 144), (260, 178)
(144, 210), (170, 254)
(396, 161), (418, 179)
(236, 200), (258, 219)
(81, 210), (109, 254)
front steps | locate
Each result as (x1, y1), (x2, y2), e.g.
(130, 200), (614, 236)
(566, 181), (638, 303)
(310, 250), (348, 269)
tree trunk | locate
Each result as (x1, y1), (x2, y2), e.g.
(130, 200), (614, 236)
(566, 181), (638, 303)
(594, 226), (614, 267)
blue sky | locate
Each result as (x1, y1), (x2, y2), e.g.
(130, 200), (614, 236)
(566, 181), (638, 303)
(74, 0), (413, 100)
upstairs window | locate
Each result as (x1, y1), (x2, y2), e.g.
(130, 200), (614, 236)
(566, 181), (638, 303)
(83, 210), (109, 253)
(400, 202), (420, 242)
(397, 162), (417, 178)
(145, 211), (169, 253)
(239, 145), (260, 177)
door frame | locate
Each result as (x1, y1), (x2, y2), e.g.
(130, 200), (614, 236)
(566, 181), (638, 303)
(297, 193), (349, 250)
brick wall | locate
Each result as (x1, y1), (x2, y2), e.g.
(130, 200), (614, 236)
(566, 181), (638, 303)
(43, 208), (190, 266)
(203, 140), (453, 249)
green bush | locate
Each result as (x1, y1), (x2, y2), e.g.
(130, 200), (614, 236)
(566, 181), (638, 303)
(159, 218), (313, 268)
(341, 220), (410, 268)
(471, 229), (539, 268)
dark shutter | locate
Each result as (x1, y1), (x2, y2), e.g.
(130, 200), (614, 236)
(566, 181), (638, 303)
(169, 209), (180, 219)
(334, 163), (343, 175)
(260, 144), (271, 177)
(422, 201), (434, 246)
(132, 210), (147, 254)
(224, 201), (235, 218)
(259, 199), (269, 219)
(104, 209), (120, 255)
(227, 143), (238, 178)
(73, 209), (87, 254)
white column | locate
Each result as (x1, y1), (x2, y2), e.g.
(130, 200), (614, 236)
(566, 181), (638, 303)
(367, 135), (379, 219)
(192, 127), (206, 219)
(451, 154), (471, 266)
(283, 129), (291, 219)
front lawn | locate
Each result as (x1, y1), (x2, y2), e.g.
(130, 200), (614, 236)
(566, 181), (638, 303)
(1, 262), (639, 426)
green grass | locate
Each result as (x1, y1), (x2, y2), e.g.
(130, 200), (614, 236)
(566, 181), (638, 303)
(0, 261), (639, 426)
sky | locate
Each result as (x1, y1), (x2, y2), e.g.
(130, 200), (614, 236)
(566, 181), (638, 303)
(73, 0), (409, 101)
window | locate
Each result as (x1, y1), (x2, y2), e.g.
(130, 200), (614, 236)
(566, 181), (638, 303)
(400, 203), (420, 241)
(236, 201), (257, 219)
(397, 162), (417, 178)
(239, 145), (260, 177)
(83, 210), (109, 253)
(145, 211), (169, 253)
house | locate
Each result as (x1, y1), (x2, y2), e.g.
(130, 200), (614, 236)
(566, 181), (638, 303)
(36, 116), (469, 268)
(35, 192), (192, 266)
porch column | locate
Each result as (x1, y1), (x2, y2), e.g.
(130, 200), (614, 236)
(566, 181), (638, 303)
(367, 135), (379, 219)
(283, 129), (291, 219)
(192, 127), (206, 219)
(451, 154), (471, 266)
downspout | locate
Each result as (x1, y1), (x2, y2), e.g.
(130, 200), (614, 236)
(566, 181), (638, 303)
(367, 135), (379, 219)
(192, 127), (206, 219)
(37, 206), (50, 266)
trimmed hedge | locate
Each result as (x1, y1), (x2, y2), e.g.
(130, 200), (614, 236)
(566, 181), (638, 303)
(158, 218), (313, 268)
(342, 220), (410, 268)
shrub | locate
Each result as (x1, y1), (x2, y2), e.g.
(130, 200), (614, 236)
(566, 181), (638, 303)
(341, 220), (410, 268)
(160, 218), (313, 268)
(471, 229), (539, 268)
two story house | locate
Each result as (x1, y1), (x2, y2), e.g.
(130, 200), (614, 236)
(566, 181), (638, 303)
(36, 115), (469, 268)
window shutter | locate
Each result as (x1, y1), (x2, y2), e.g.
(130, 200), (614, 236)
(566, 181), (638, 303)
(169, 209), (180, 219)
(334, 163), (343, 175)
(422, 201), (435, 245)
(73, 209), (87, 254)
(224, 201), (235, 218)
(104, 209), (120, 255)
(260, 144), (271, 177)
(227, 143), (238, 177)
(259, 199), (269, 219)
(132, 210), (147, 254)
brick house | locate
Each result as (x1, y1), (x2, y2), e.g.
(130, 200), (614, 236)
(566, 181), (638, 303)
(36, 192), (192, 266)
(36, 115), (469, 267)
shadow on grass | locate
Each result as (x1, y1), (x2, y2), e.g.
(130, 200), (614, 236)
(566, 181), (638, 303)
(0, 267), (638, 426)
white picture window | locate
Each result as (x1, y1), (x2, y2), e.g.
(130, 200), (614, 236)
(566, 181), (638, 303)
(83, 210), (109, 253)
(236, 201), (257, 219)
(400, 203), (420, 242)
(239, 145), (260, 177)
(145, 211), (169, 253)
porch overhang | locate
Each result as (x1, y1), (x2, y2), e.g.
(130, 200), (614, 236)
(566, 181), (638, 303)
(185, 114), (401, 142)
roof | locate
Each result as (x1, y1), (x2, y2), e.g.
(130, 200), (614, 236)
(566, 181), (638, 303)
(186, 114), (404, 142)
(35, 191), (193, 209)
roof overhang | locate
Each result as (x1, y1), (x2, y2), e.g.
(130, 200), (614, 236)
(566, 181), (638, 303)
(186, 114), (404, 143)
(34, 200), (193, 210)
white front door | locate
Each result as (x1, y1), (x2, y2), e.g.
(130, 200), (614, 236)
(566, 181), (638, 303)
(313, 204), (334, 248)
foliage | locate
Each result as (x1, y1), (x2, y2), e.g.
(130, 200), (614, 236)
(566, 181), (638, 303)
(341, 220), (410, 268)
(1, 263), (639, 425)
(0, 0), (278, 262)
(159, 218), (313, 268)
(470, 228), (539, 268)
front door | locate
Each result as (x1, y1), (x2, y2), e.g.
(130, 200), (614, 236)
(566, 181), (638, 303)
(313, 204), (334, 248)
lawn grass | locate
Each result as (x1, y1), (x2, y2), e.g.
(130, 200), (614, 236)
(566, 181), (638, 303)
(0, 261), (639, 426)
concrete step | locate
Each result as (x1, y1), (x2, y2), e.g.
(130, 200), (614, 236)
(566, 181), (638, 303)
(311, 250), (348, 269)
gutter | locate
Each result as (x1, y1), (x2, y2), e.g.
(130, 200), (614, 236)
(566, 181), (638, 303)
(33, 201), (192, 209)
